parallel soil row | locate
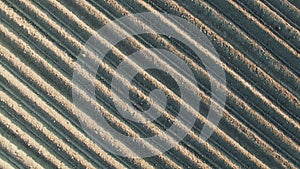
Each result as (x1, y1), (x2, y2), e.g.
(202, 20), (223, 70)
(0, 0), (299, 168)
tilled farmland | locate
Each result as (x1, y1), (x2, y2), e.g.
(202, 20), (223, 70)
(0, 0), (299, 168)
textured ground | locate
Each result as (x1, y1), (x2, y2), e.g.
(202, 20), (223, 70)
(0, 0), (299, 168)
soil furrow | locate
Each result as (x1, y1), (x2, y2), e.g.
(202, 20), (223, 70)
(0, 2), (237, 168)
(1, 0), (299, 168)
(0, 131), (43, 168)
(236, 0), (300, 51)
(0, 109), (69, 168)
(260, 0), (300, 31)
(0, 0), (296, 168)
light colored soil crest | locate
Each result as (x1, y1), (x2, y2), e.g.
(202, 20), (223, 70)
(0, 0), (299, 168)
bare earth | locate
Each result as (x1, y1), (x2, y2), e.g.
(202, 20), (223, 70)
(0, 0), (299, 168)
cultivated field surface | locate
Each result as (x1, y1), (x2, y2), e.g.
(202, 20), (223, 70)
(0, 0), (299, 168)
